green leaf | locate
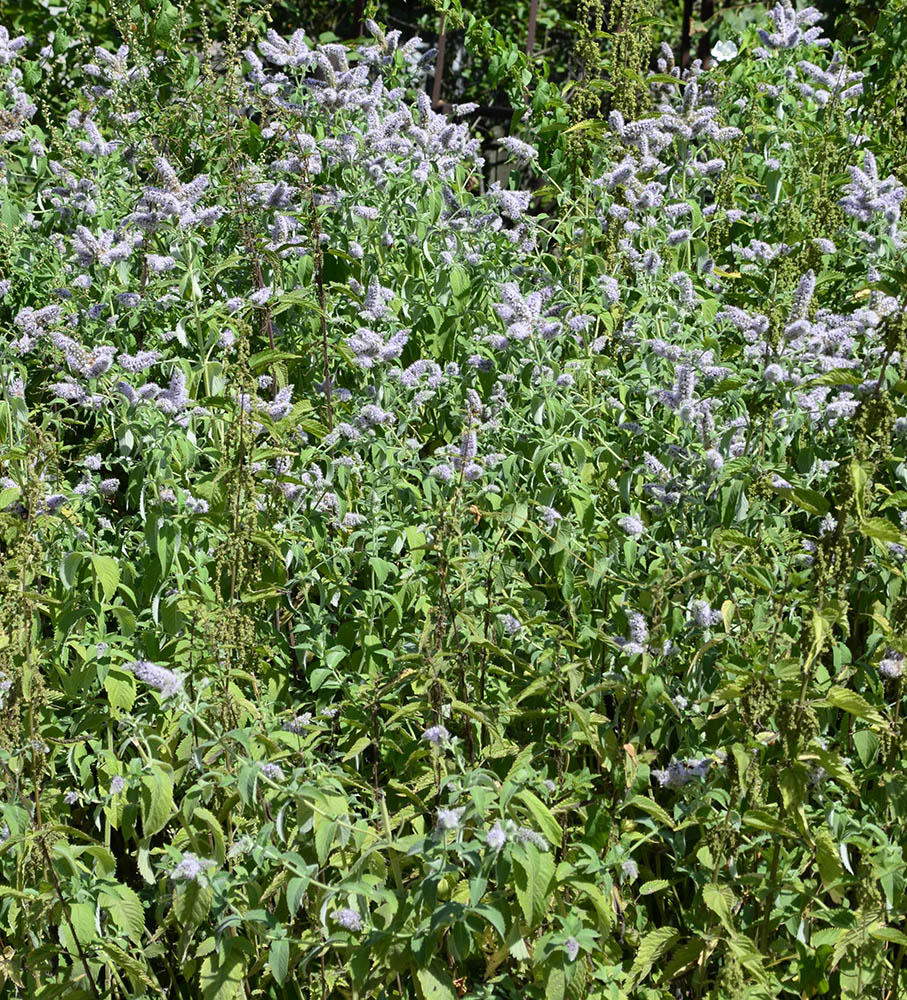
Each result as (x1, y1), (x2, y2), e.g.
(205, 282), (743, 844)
(853, 729), (879, 767)
(137, 847), (155, 885)
(727, 933), (768, 983)
(104, 669), (136, 712)
(545, 964), (567, 1000)
(0, 485), (20, 510)
(200, 944), (246, 1000)
(368, 556), (396, 585)
(191, 807), (226, 865)
(776, 485), (830, 516)
(869, 926), (907, 946)
(503, 502), (529, 530)
(623, 794), (675, 829)
(140, 767), (174, 838)
(111, 606), (136, 635)
(860, 517), (901, 544)
(815, 828), (845, 902)
(742, 809), (795, 837)
(342, 736), (372, 762)
(416, 965), (457, 1000)
(449, 266), (470, 302)
(807, 746), (858, 794)
(155, 522), (180, 578)
(513, 845), (556, 929)
(90, 554), (120, 602)
(824, 686), (885, 724)
(449, 698), (502, 737)
(65, 902), (98, 950)
(268, 939), (289, 985)
(286, 876), (308, 917)
(96, 940), (163, 995)
(639, 879), (671, 895)
(404, 525), (426, 564)
(516, 790), (562, 846)
(60, 551), (84, 589)
(567, 880), (614, 930)
(713, 529), (757, 549)
(738, 565), (773, 592)
(323, 646), (347, 669)
(471, 903), (506, 941)
(82, 845), (116, 877)
(851, 461), (868, 516)
(174, 881), (213, 926)
(702, 883), (735, 932)
(809, 370), (861, 387)
(778, 763), (809, 830)
(313, 813), (337, 866)
(99, 883), (145, 943)
(154, 0), (179, 43)
(662, 938), (704, 983)
(628, 926), (680, 987)
(237, 763), (257, 806)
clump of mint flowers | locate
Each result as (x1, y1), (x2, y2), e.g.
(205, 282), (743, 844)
(170, 853), (216, 883)
(421, 724), (451, 745)
(126, 660), (185, 698)
(878, 649), (904, 680)
(332, 907), (363, 932)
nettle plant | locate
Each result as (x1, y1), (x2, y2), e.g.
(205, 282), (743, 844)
(1, 2), (907, 998)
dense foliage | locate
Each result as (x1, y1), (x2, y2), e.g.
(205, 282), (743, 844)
(2, 1), (907, 998)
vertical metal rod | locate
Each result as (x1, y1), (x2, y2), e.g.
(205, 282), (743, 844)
(432, 12), (448, 109)
(527, 0), (540, 57)
(697, 0), (715, 66)
(680, 0), (694, 68)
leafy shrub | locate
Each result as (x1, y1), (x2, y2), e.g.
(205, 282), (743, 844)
(1, 3), (907, 999)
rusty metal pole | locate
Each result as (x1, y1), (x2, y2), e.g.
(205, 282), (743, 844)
(697, 0), (715, 66)
(432, 13), (448, 109)
(527, 0), (540, 57)
(680, 0), (694, 68)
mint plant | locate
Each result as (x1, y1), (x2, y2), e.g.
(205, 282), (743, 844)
(1, 2), (907, 998)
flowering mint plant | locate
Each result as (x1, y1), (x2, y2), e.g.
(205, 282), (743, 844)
(1, 2), (907, 998)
